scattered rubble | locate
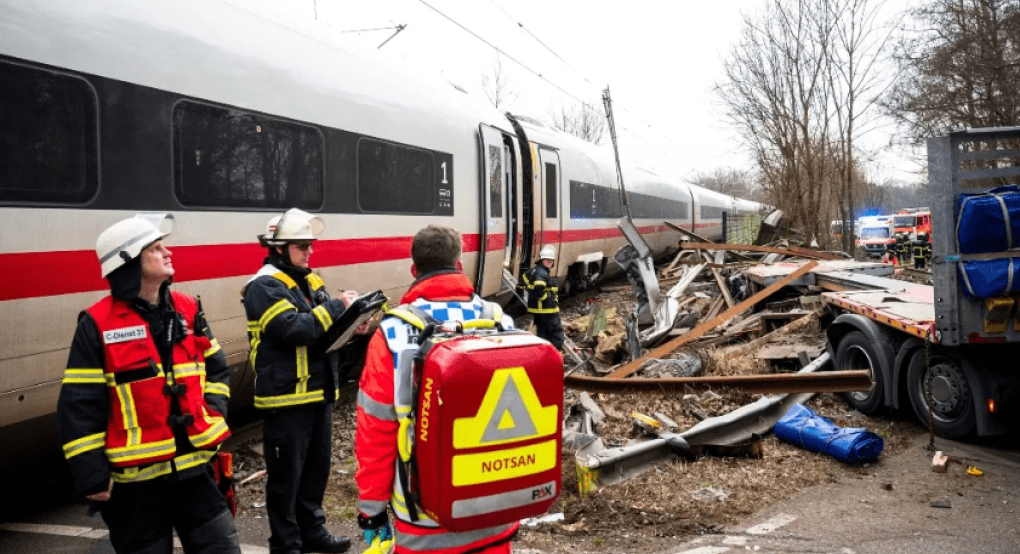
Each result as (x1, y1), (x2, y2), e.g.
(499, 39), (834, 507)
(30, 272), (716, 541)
(231, 226), (928, 554)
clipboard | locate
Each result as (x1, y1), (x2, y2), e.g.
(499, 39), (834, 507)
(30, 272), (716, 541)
(312, 290), (387, 356)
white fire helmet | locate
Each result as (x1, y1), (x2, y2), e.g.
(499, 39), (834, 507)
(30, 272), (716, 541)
(95, 213), (175, 278)
(539, 245), (556, 261)
(260, 208), (325, 247)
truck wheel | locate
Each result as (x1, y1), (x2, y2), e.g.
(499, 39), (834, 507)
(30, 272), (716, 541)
(906, 352), (976, 440)
(835, 331), (884, 414)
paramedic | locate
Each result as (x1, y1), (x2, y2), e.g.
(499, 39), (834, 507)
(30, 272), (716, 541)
(355, 224), (519, 554)
(58, 215), (239, 554)
(242, 208), (353, 554)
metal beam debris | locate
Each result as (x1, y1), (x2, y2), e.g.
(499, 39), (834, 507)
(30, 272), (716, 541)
(680, 241), (845, 261)
(565, 369), (872, 395)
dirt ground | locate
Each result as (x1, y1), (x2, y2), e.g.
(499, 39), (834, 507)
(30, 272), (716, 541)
(230, 278), (920, 554)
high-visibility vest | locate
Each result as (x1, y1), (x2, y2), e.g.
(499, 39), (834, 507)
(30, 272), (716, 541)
(87, 293), (230, 468)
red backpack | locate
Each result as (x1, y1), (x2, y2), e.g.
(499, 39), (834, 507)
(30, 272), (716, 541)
(388, 309), (564, 531)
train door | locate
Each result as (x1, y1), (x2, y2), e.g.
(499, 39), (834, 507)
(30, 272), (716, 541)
(503, 140), (520, 272)
(535, 147), (562, 270)
(476, 124), (510, 296)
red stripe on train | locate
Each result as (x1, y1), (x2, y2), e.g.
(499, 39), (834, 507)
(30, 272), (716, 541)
(0, 233), (505, 300)
(0, 224), (694, 301)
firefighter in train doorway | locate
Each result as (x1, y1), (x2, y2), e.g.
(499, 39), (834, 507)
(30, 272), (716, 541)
(58, 214), (240, 554)
(521, 245), (565, 351)
(355, 224), (520, 554)
(241, 208), (354, 554)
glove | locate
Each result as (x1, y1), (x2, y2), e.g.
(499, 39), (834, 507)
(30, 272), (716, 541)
(358, 511), (393, 546)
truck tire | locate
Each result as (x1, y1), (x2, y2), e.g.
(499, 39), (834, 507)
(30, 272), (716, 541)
(835, 331), (884, 414)
(906, 351), (976, 440)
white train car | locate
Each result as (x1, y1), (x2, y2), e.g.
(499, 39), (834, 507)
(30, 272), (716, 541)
(0, 0), (766, 467)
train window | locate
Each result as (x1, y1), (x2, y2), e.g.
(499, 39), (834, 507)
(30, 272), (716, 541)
(489, 145), (502, 218)
(545, 163), (557, 218)
(569, 181), (688, 220)
(0, 61), (98, 204)
(700, 205), (726, 219)
(173, 101), (323, 209)
(357, 138), (436, 214)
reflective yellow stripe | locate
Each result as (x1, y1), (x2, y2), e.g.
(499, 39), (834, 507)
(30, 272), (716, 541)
(189, 418), (230, 449)
(105, 438), (177, 464)
(204, 382), (230, 397)
(63, 432), (106, 459)
(296, 346), (309, 394)
(313, 305), (333, 330)
(259, 299), (296, 330)
(384, 308), (426, 330)
(62, 368), (105, 385)
(307, 274), (325, 290)
(247, 324), (261, 369)
(114, 385), (139, 445)
(204, 338), (221, 358)
(272, 272), (298, 289)
(529, 307), (560, 314)
(533, 280), (547, 287)
(172, 364), (206, 379)
(111, 450), (216, 484)
(462, 320), (497, 330)
(390, 490), (435, 523)
(254, 389), (325, 409)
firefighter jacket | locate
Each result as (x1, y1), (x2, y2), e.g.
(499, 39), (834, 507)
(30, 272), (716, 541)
(521, 263), (559, 314)
(242, 260), (348, 410)
(355, 270), (519, 554)
(58, 290), (231, 494)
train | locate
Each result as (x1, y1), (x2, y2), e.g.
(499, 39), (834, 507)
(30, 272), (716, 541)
(0, 0), (767, 468)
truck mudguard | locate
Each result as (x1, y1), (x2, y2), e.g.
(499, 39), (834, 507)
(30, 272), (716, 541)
(957, 185), (1020, 253)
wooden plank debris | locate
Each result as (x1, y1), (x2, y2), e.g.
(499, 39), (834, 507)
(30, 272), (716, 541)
(607, 261), (819, 378)
(723, 312), (818, 358)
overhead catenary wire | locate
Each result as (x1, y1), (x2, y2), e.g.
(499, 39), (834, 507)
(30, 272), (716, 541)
(482, 0), (668, 146)
(416, 0), (672, 162)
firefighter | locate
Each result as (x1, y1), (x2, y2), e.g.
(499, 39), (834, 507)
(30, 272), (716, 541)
(57, 215), (240, 554)
(520, 245), (565, 350)
(897, 233), (910, 265)
(355, 224), (519, 554)
(913, 233), (928, 270)
(242, 208), (353, 554)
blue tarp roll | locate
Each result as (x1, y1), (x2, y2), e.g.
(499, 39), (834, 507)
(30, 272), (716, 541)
(959, 257), (1020, 299)
(774, 404), (884, 464)
(957, 185), (1020, 253)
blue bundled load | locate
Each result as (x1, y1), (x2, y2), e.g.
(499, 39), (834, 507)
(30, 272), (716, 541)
(774, 404), (883, 464)
(957, 185), (1020, 253)
(959, 257), (1020, 299)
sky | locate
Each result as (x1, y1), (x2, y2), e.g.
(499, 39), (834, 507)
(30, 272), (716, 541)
(225, 0), (922, 187)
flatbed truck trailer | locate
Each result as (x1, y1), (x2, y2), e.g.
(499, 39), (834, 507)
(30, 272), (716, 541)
(822, 128), (1020, 439)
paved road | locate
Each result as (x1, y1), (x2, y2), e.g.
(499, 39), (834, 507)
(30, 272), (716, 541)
(661, 433), (1020, 554)
(4, 431), (1018, 554)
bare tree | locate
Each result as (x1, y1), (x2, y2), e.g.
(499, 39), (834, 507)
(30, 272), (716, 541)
(480, 55), (518, 111)
(827, 0), (893, 252)
(716, 0), (836, 243)
(547, 102), (606, 145)
(884, 0), (1020, 146)
(716, 0), (894, 248)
